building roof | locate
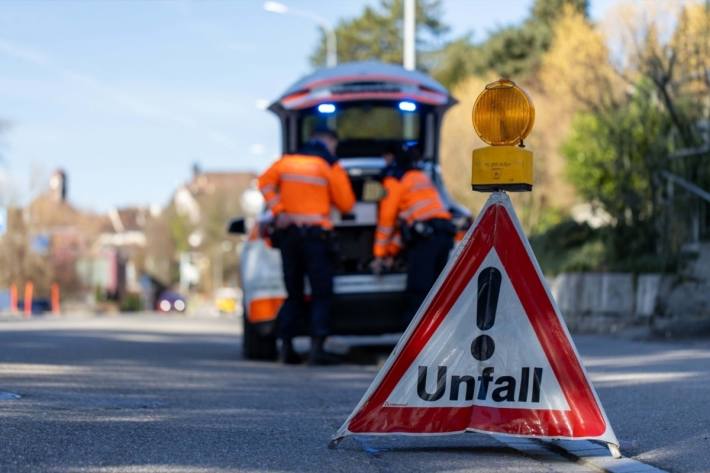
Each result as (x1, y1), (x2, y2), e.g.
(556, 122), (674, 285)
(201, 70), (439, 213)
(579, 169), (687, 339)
(187, 171), (257, 196)
(110, 207), (149, 233)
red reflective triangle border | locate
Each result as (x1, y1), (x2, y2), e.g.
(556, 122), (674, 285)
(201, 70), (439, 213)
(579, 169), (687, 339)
(347, 203), (607, 438)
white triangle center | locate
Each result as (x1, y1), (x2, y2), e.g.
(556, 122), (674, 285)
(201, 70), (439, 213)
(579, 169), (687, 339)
(385, 249), (569, 410)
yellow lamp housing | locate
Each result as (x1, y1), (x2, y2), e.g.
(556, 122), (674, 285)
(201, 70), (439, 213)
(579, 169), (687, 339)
(471, 146), (533, 192)
(471, 79), (535, 192)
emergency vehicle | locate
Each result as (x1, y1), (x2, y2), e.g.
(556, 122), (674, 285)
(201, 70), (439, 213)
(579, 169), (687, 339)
(230, 61), (471, 360)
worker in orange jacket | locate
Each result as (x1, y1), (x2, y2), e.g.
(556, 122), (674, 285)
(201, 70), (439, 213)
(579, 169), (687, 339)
(372, 144), (455, 323)
(259, 127), (355, 365)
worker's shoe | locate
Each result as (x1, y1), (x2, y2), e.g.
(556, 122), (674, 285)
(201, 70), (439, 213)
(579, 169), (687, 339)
(280, 339), (302, 365)
(308, 336), (341, 366)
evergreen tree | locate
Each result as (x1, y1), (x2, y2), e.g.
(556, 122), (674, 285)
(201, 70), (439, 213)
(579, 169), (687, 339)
(433, 0), (589, 85)
(310, 0), (448, 68)
(310, 0), (588, 87)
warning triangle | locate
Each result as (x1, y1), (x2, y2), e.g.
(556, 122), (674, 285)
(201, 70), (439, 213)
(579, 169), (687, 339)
(334, 192), (617, 446)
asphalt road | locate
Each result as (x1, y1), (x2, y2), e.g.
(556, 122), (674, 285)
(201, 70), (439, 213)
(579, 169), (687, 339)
(0, 314), (707, 473)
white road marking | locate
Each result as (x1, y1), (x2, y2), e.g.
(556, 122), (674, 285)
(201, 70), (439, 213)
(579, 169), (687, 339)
(495, 436), (670, 473)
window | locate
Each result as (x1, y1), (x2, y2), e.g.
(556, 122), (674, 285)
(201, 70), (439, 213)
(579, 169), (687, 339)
(298, 102), (424, 157)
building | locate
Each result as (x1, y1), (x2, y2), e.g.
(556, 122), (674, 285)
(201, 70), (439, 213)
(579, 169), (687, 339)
(172, 166), (257, 293)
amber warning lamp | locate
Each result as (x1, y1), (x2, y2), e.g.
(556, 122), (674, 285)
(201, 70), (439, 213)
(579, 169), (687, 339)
(471, 79), (535, 192)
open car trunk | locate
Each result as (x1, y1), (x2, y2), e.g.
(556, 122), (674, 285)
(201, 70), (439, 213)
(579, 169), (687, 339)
(331, 159), (406, 275)
(325, 159), (410, 335)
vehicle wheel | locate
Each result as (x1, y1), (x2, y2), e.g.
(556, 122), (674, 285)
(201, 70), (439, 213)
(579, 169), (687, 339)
(242, 312), (278, 360)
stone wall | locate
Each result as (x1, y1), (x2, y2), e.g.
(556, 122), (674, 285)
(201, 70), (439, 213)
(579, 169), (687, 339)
(548, 243), (710, 335)
(653, 243), (710, 336)
(549, 272), (679, 333)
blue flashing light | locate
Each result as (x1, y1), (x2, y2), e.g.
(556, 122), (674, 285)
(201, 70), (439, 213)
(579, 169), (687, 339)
(398, 101), (417, 112)
(318, 103), (336, 114)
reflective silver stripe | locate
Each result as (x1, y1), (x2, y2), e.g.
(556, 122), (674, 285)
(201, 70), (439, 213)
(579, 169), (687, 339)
(391, 234), (402, 245)
(375, 238), (390, 245)
(376, 225), (394, 236)
(261, 184), (276, 193)
(399, 199), (434, 219)
(265, 195), (280, 207)
(409, 181), (435, 192)
(282, 212), (326, 224)
(281, 173), (327, 186)
(334, 274), (407, 294)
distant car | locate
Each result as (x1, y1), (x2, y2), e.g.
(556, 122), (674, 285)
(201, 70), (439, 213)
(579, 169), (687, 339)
(16, 299), (51, 315)
(215, 287), (241, 314)
(156, 291), (186, 313)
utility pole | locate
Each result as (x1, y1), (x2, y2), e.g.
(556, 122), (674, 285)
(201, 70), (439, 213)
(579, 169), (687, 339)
(403, 0), (416, 70)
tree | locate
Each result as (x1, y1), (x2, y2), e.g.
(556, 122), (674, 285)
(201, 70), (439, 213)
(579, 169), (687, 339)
(550, 0), (710, 152)
(532, 0), (589, 27)
(540, 6), (622, 114)
(672, 2), (710, 105)
(542, 1), (710, 264)
(476, 25), (545, 78)
(439, 76), (489, 216)
(428, 35), (478, 89)
(310, 0), (588, 89)
(0, 209), (53, 295)
(431, 0), (589, 88)
(562, 82), (673, 262)
(0, 120), (9, 204)
(603, 1), (709, 149)
(310, 0), (448, 68)
(481, 0), (589, 78)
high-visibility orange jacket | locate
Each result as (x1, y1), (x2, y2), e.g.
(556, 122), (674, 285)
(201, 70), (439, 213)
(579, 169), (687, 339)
(258, 154), (355, 230)
(374, 169), (451, 258)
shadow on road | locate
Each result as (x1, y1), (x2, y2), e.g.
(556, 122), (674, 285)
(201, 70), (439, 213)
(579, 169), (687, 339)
(0, 319), (708, 472)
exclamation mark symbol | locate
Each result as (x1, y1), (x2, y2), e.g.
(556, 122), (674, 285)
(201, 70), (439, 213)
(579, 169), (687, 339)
(471, 267), (501, 361)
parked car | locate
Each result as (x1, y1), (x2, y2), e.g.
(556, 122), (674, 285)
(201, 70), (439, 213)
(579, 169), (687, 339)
(229, 61), (471, 360)
(156, 291), (186, 313)
(16, 299), (51, 315)
(215, 287), (241, 315)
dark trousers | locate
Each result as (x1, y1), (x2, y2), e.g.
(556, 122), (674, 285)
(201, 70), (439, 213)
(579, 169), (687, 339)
(277, 226), (334, 340)
(405, 230), (454, 323)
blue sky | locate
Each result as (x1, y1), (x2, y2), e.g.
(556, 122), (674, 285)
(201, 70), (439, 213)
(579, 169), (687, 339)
(0, 0), (617, 211)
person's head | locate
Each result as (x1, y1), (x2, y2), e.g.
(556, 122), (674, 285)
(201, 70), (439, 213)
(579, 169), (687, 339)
(310, 127), (339, 156)
(382, 143), (400, 166)
(398, 144), (420, 167)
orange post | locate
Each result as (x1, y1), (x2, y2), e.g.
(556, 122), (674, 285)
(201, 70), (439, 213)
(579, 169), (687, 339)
(23, 281), (34, 318)
(10, 283), (18, 314)
(51, 283), (61, 315)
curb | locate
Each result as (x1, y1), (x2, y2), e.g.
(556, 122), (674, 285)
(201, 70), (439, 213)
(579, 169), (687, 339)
(494, 436), (669, 473)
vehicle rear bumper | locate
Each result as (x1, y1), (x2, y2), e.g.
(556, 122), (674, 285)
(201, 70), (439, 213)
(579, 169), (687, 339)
(248, 274), (409, 337)
(333, 274), (408, 334)
(330, 290), (408, 335)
